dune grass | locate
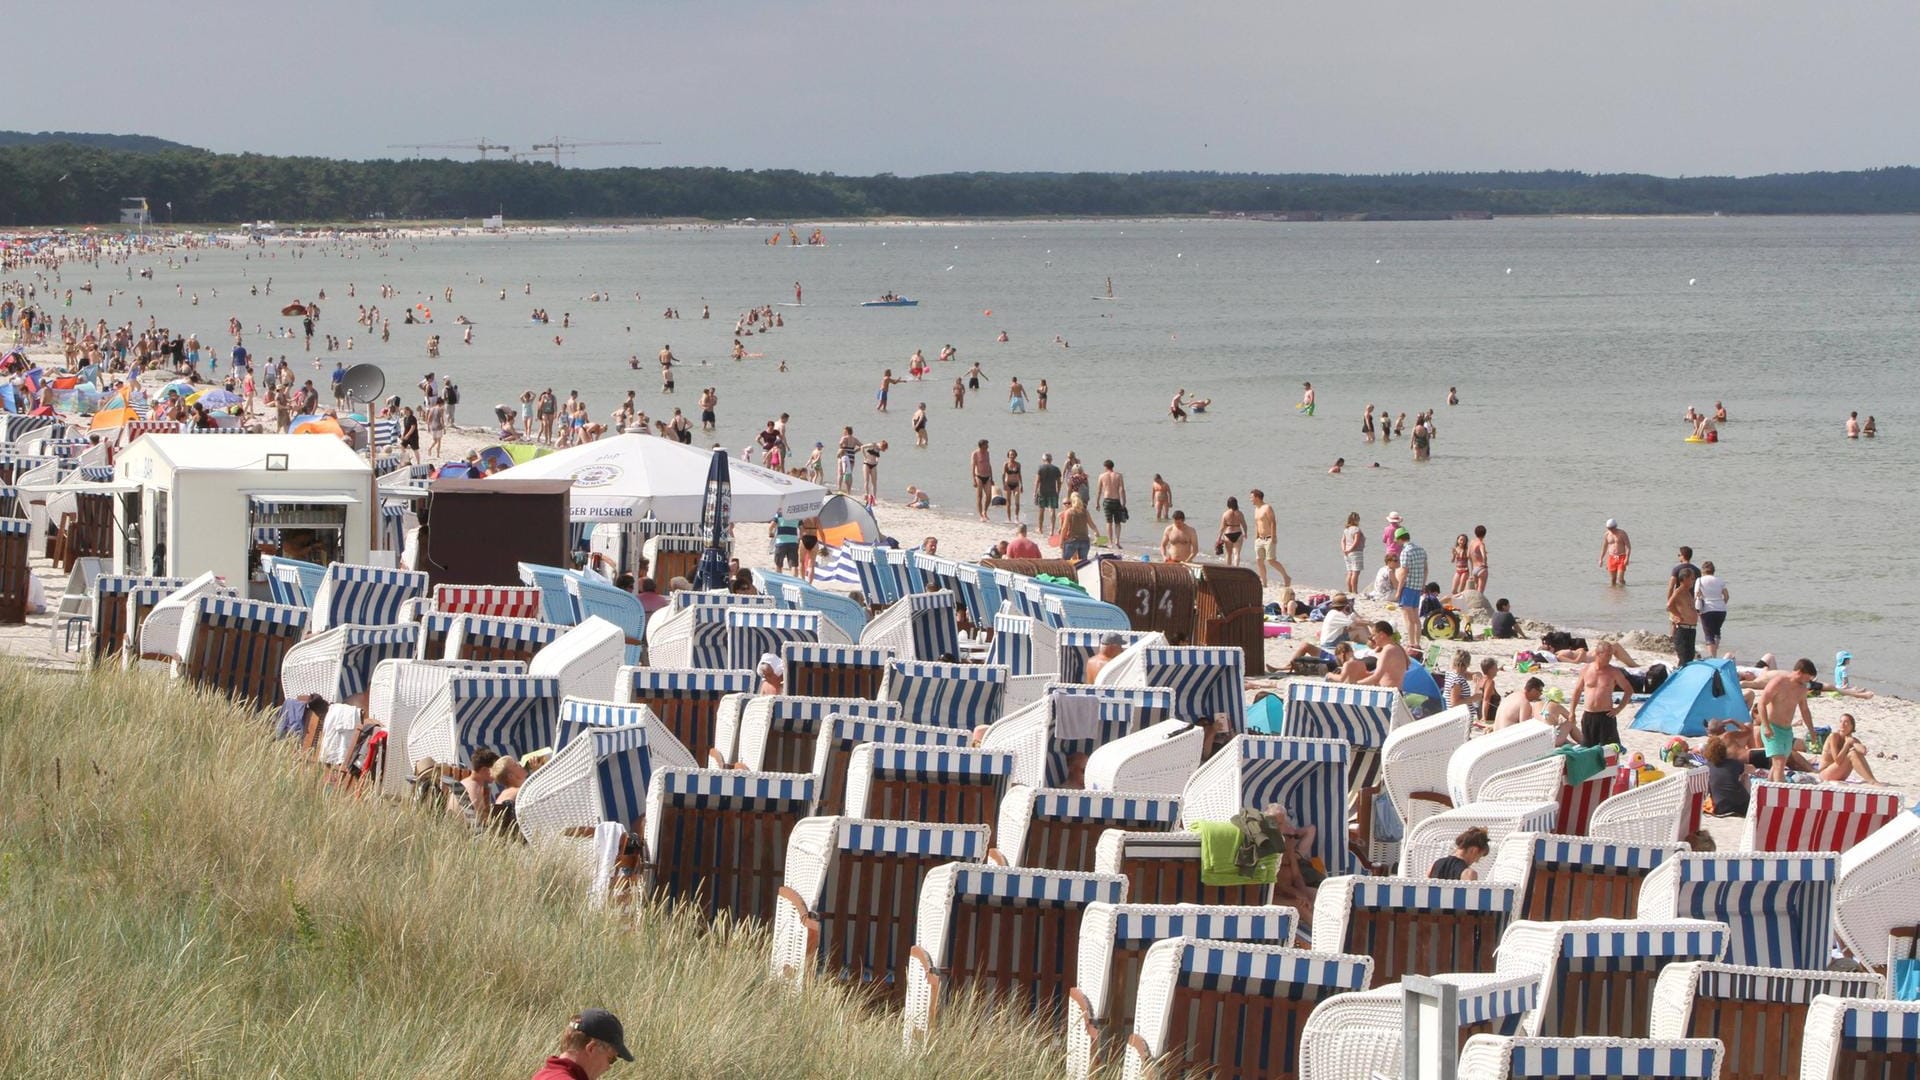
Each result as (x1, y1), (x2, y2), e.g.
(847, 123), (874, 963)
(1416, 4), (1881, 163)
(0, 662), (1106, 1078)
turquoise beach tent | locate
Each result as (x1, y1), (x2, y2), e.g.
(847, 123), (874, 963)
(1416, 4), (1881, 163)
(1402, 663), (1444, 716)
(1629, 658), (1749, 737)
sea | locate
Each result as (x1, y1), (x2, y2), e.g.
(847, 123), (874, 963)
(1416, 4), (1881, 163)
(61, 215), (1920, 693)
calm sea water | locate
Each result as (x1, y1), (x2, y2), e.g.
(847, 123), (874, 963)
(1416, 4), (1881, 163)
(63, 216), (1920, 692)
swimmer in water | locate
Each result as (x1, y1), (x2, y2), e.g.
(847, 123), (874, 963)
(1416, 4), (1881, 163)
(1187, 397), (1211, 413)
(1169, 389), (1188, 422)
(1447, 386), (1459, 406)
(1300, 382), (1315, 416)
(1329, 457), (1345, 474)
(1847, 411), (1860, 438)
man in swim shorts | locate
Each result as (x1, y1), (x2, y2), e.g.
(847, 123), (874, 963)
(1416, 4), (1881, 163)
(971, 439), (993, 522)
(1757, 658), (1819, 781)
(1569, 641), (1634, 748)
(1667, 546), (1700, 665)
(1097, 460), (1129, 549)
(1249, 489), (1290, 587)
(1299, 381), (1314, 416)
(1599, 519), (1631, 586)
(1393, 528), (1427, 644)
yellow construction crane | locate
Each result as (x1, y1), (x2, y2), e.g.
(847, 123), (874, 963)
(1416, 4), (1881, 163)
(528, 137), (661, 166)
(385, 138), (513, 160)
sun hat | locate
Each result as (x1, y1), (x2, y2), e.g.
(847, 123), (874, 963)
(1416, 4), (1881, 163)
(1386, 511), (1403, 524)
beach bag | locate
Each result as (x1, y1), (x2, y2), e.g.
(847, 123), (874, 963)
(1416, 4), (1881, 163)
(1643, 663), (1669, 694)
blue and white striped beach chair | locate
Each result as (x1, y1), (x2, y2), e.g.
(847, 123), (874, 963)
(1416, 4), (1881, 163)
(369, 658), (527, 798)
(515, 562), (582, 626)
(1182, 733), (1352, 876)
(260, 555), (325, 608)
(779, 581), (866, 642)
(1313, 876), (1520, 982)
(565, 575), (647, 661)
(515, 699), (696, 845)
(881, 546), (921, 599)
(989, 610), (1043, 675)
(280, 623), (421, 705)
(861, 591), (961, 661)
(667, 589), (775, 612)
(616, 666), (756, 763)
(1457, 1036), (1726, 1080)
(1120, 939), (1374, 1080)
(887, 658), (1009, 730)
(781, 641), (890, 699)
(179, 595), (311, 707)
(133, 572), (231, 665)
(1648, 962), (1882, 1080)
(1399, 800), (1561, 879)
(1490, 833), (1688, 923)
(903, 864), (1127, 1043)
(311, 563), (429, 633)
(89, 575), (184, 664)
(1496, 918), (1732, 1038)
(840, 542), (895, 608)
(1636, 852), (1839, 971)
(979, 689), (1157, 791)
(808, 714), (969, 817)
(771, 817), (991, 997)
(442, 614), (564, 663)
(1299, 972), (1542, 1080)
(1046, 681), (1175, 731)
(1281, 679), (1414, 790)
(720, 693), (899, 772)
(528, 617), (627, 704)
(951, 563), (1002, 633)
(1800, 995), (1920, 1080)
(640, 766), (819, 922)
(1093, 829), (1273, 907)
(994, 786), (1181, 872)
(1083, 719), (1207, 798)
(404, 673), (560, 774)
(1067, 902), (1300, 1080)
(844, 744), (1016, 827)
(1041, 591), (1132, 632)
(726, 608), (818, 670)
(1100, 643), (1246, 730)
(643, 603), (731, 669)
(911, 551), (964, 602)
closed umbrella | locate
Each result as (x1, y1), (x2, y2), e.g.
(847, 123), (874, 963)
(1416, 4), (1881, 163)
(694, 448), (732, 591)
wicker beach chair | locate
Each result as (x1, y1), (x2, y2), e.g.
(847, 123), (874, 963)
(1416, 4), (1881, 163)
(807, 714), (969, 817)
(882, 546), (923, 600)
(980, 691), (1145, 791)
(1490, 833), (1688, 922)
(638, 602), (726, 669)
(1363, 704), (1474, 872)
(666, 588), (776, 613)
(1495, 918), (1731, 1038)
(1397, 801), (1561, 879)
(1455, 1036), (1725, 1079)
(1119, 938), (1374, 1080)
(993, 786), (1182, 871)
(779, 582), (867, 642)
(441, 614), (564, 663)
(565, 575), (647, 662)
(840, 542), (895, 610)
(1448, 722), (1557, 806)
(1832, 814), (1920, 971)
(1084, 719), (1206, 798)
(0, 517), (31, 626)
(430, 583), (542, 621)
(640, 766), (817, 923)
(310, 563), (429, 634)
(65, 489), (114, 569)
(1101, 644), (1246, 731)
(722, 694), (899, 772)
(1313, 876), (1519, 983)
(1299, 972), (1541, 1080)
(1799, 995), (1920, 1080)
(1042, 590), (1133, 633)
(1589, 770), (1702, 846)
(1636, 851), (1838, 970)
(280, 623), (421, 706)
(369, 658), (526, 798)
(781, 642), (892, 699)
(902, 864), (1127, 1044)
(951, 563), (1003, 637)
(1056, 629), (1162, 684)
(1046, 682), (1176, 732)
(135, 572), (228, 664)
(260, 555), (325, 608)
(527, 617), (626, 704)
(1066, 903), (1298, 1080)
(1183, 734), (1353, 877)
(641, 536), (706, 592)
(1647, 962), (1882, 1080)
(886, 659), (1009, 730)
(614, 665), (755, 762)
(515, 562), (581, 626)
(404, 673), (560, 774)
(861, 592), (962, 661)
(1094, 831), (1273, 907)
(725, 607), (818, 670)
(843, 744), (1014, 827)
(1280, 679), (1414, 792)
(179, 596), (311, 707)
(88, 575), (184, 664)
(909, 552), (966, 624)
(770, 817), (991, 996)
(1742, 780), (1905, 855)
(515, 700), (695, 847)
(988, 610), (1047, 676)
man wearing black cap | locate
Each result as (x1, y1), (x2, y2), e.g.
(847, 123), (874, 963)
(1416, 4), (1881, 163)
(1083, 632), (1128, 682)
(531, 1009), (633, 1079)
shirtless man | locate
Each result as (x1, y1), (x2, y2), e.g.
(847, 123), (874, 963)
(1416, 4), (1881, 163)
(1756, 658), (1820, 781)
(1169, 389), (1188, 423)
(1097, 460), (1129, 548)
(970, 439), (993, 521)
(1249, 489), (1291, 587)
(1493, 677), (1576, 744)
(1299, 381), (1315, 416)
(1359, 621), (1408, 687)
(1569, 641), (1634, 747)
(1666, 546), (1701, 665)
(1467, 525), (1489, 591)
(1599, 519), (1631, 586)
(1082, 632), (1127, 682)
(1160, 510), (1199, 563)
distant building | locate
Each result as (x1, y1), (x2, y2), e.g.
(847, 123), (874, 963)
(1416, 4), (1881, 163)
(119, 197), (151, 227)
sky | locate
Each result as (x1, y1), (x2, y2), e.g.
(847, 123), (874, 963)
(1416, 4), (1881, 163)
(19, 0), (1920, 176)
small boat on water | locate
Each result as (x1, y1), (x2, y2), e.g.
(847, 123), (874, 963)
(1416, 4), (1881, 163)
(860, 295), (918, 307)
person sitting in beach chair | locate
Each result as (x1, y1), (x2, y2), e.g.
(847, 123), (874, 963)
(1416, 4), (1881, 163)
(1428, 825), (1492, 881)
(454, 749), (527, 832)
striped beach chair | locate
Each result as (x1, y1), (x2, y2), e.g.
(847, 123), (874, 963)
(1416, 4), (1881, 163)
(179, 596), (311, 707)
(443, 614), (564, 663)
(640, 766), (817, 923)
(430, 584), (543, 621)
(65, 490), (115, 568)
(1636, 852), (1839, 970)
(1799, 995), (1920, 1080)
(770, 817), (990, 996)
(840, 542), (895, 609)
(1648, 962), (1882, 1080)
(1299, 972), (1541, 1080)
(641, 534), (708, 589)
(1742, 780), (1904, 855)
(260, 555), (325, 609)
(903, 864), (1127, 1043)
(280, 623), (421, 705)
(1048, 681), (1175, 730)
(615, 666), (756, 763)
(1067, 903), (1299, 1080)
(515, 700), (696, 846)
(1314, 876), (1519, 982)
(369, 658), (527, 798)
(881, 546), (921, 600)
(1084, 719), (1207, 798)
(1119, 939), (1374, 1080)
(806, 714), (968, 817)
(950, 563), (1002, 635)
(993, 786), (1182, 871)
(721, 694), (899, 772)
(725, 608), (817, 670)
(1449, 721), (1558, 806)
(886, 659), (1008, 730)
(134, 572), (229, 664)
(1398, 801), (1561, 880)
(1042, 590), (1133, 633)
(1363, 705), (1474, 872)
(0, 517), (30, 626)
(1280, 679), (1413, 783)
(565, 576), (647, 660)
(404, 674), (560, 774)
(843, 744), (1015, 827)
(1101, 643), (1246, 731)
(515, 562), (582, 626)
(1495, 918), (1732, 1038)
(119, 419), (182, 445)
(1590, 770), (1705, 846)
(527, 617), (626, 704)
(781, 642), (891, 699)
(1832, 814), (1920, 971)
(861, 591), (961, 661)
(643, 603), (731, 669)
(779, 581), (866, 642)
(310, 563), (429, 634)
(1182, 734), (1352, 877)
(988, 610), (1045, 676)
(980, 690), (1156, 791)
(1491, 833), (1688, 922)
(1095, 831), (1273, 907)
(1455, 1036), (1725, 1079)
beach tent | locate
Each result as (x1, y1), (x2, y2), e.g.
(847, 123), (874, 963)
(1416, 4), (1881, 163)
(1630, 658), (1748, 737)
(485, 433), (825, 523)
(1402, 661), (1445, 715)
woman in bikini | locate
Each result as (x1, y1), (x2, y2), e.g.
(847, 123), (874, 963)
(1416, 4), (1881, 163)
(1001, 449), (1023, 523)
(1450, 533), (1471, 594)
(1819, 714), (1880, 783)
(1216, 496), (1247, 566)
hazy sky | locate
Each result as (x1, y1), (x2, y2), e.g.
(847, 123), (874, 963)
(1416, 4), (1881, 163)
(21, 0), (1919, 175)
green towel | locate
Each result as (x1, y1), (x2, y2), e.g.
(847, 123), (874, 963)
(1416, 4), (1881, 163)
(1553, 743), (1609, 785)
(1191, 821), (1278, 887)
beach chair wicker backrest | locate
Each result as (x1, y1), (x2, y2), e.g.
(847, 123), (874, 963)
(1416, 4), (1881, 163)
(1800, 995), (1920, 1080)
(516, 703), (697, 845)
(136, 572), (229, 662)
(430, 584), (542, 620)
(645, 603), (730, 669)
(980, 690), (1163, 792)
(1636, 852), (1839, 970)
(887, 659), (1008, 730)
(370, 658), (526, 797)
(1298, 973), (1543, 1080)
(181, 595), (310, 707)
(1281, 679), (1411, 750)
(994, 786), (1182, 871)
(1492, 833), (1688, 923)
(989, 610), (1039, 675)
(616, 665), (755, 763)
(781, 641), (890, 699)
(1083, 719), (1204, 798)
(1126, 938), (1373, 1080)
(729, 694), (899, 774)
(1110, 645), (1245, 731)
(407, 674), (560, 771)
(444, 614), (563, 663)
(1182, 734), (1353, 876)
(844, 744), (1014, 827)
(526, 617), (625, 704)
(1094, 830), (1274, 908)
(1455, 1035), (1726, 1080)
(860, 590), (961, 661)
(1398, 800), (1561, 880)
(1379, 703), (1472, 826)
(1743, 780), (1904, 855)
(514, 562), (581, 626)
(779, 582), (866, 642)
(1832, 813), (1920, 971)
(1589, 770), (1701, 846)
(807, 714), (967, 817)
(1449, 721), (1558, 806)
(1314, 875), (1518, 983)
(1496, 918), (1731, 1038)
(1648, 961), (1882, 1080)
(725, 607), (817, 670)
(312, 563), (428, 634)
(90, 575), (186, 663)
(642, 766), (817, 923)
(280, 623), (421, 706)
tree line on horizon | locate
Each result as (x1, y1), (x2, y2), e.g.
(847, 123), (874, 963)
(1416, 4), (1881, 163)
(3, 139), (1919, 225)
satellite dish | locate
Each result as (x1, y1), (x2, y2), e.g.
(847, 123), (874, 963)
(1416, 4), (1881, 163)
(340, 364), (386, 405)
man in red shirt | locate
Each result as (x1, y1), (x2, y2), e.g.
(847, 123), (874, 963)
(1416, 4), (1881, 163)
(531, 1009), (633, 1079)
(1004, 523), (1042, 559)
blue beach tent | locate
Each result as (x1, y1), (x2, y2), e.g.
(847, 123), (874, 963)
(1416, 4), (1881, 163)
(1629, 658), (1750, 737)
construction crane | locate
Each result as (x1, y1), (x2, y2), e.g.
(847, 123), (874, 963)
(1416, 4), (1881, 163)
(385, 138), (513, 160)
(527, 137), (660, 166)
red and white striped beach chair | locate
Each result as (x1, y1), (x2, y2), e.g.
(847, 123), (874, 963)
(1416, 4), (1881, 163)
(1742, 780), (1904, 855)
(431, 583), (542, 620)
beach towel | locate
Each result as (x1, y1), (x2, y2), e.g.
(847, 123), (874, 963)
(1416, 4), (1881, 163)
(1052, 694), (1101, 741)
(1553, 743), (1609, 785)
(1191, 819), (1278, 887)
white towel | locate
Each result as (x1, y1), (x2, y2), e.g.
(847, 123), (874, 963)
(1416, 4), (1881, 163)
(318, 704), (363, 766)
(1051, 694), (1102, 741)
(588, 822), (628, 909)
